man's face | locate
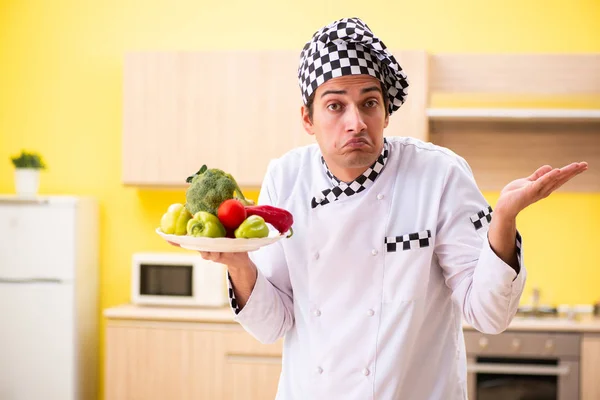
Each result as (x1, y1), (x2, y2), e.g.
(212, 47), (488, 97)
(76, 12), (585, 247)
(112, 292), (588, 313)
(301, 75), (389, 181)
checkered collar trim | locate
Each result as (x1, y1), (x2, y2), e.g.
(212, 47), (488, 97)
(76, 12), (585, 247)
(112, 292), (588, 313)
(311, 139), (389, 209)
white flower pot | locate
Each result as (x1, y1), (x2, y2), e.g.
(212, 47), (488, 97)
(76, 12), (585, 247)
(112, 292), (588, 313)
(14, 168), (41, 197)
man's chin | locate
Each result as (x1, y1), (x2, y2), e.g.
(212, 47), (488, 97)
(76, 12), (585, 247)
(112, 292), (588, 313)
(342, 152), (378, 168)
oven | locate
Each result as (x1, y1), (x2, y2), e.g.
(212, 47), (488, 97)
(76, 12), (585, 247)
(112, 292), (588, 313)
(465, 330), (580, 400)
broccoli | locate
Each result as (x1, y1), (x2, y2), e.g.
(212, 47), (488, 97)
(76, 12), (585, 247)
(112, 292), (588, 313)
(185, 165), (253, 216)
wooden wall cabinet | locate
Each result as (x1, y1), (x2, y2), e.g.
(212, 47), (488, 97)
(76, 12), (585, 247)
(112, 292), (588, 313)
(122, 51), (600, 190)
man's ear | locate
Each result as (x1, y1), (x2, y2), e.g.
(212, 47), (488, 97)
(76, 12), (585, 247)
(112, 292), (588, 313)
(384, 113), (390, 129)
(301, 105), (314, 136)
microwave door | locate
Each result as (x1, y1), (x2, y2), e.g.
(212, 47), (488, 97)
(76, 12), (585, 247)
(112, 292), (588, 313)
(134, 263), (194, 306)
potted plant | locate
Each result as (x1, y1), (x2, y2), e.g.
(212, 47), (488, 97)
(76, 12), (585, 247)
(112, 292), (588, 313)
(10, 150), (47, 196)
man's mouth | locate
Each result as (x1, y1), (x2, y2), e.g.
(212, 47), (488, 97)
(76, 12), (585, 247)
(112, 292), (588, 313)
(344, 138), (370, 148)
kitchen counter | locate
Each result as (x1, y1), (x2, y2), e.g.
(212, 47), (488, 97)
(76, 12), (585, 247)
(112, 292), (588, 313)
(463, 315), (600, 333)
(103, 304), (236, 323)
(104, 304), (600, 333)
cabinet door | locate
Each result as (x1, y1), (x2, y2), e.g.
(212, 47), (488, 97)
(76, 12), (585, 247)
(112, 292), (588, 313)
(581, 334), (600, 400)
(122, 51), (309, 187)
(220, 331), (283, 400)
(105, 323), (221, 400)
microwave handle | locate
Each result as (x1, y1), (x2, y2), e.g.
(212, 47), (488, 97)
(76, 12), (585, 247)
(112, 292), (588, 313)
(467, 363), (570, 376)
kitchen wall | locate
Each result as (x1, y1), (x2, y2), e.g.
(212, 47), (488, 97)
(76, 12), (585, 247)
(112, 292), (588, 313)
(1, 1), (599, 398)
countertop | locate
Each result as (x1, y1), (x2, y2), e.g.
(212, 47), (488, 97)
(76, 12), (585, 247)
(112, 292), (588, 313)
(463, 315), (600, 333)
(105, 304), (600, 333)
(104, 304), (237, 323)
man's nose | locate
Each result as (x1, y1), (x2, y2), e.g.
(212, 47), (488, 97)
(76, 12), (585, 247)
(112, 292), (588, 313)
(345, 105), (368, 133)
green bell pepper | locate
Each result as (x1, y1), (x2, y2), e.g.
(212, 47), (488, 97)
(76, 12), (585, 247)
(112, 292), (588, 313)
(187, 211), (227, 238)
(234, 215), (269, 239)
(160, 203), (192, 235)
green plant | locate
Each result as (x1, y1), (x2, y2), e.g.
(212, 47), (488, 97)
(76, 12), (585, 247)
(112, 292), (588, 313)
(10, 150), (47, 169)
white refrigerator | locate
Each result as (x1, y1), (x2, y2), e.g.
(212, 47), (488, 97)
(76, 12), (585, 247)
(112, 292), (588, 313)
(0, 195), (99, 400)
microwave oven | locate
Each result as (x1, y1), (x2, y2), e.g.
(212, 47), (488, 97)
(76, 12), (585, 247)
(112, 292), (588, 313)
(131, 252), (229, 307)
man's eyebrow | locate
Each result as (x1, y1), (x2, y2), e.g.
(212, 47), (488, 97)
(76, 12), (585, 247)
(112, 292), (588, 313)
(320, 86), (382, 98)
(320, 89), (346, 98)
(361, 86), (382, 95)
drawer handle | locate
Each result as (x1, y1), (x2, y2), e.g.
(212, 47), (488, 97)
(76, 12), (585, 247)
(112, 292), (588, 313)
(467, 363), (570, 376)
(226, 354), (282, 365)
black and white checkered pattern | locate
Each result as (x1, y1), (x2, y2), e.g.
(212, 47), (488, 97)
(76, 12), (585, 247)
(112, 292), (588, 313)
(385, 230), (432, 252)
(227, 272), (240, 315)
(298, 17), (409, 115)
(311, 140), (389, 208)
(470, 206), (493, 230)
(516, 230), (523, 264)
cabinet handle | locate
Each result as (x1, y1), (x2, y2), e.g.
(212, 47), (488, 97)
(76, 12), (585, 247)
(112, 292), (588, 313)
(226, 354), (282, 365)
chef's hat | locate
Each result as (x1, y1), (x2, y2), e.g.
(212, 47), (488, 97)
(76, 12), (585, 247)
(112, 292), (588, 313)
(298, 17), (409, 115)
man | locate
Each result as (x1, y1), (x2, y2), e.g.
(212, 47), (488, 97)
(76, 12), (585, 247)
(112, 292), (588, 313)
(200, 17), (588, 399)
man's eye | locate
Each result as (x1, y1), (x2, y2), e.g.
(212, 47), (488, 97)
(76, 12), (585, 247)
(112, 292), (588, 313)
(365, 100), (378, 108)
(327, 103), (341, 111)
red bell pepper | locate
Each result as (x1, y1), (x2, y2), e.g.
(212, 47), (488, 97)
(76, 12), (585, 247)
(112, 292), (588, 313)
(244, 205), (294, 237)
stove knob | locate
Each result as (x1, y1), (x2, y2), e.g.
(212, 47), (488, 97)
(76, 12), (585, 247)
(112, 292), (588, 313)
(512, 339), (521, 351)
(478, 337), (489, 350)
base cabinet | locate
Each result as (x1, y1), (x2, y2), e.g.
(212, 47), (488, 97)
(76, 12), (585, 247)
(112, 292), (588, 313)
(104, 321), (283, 400)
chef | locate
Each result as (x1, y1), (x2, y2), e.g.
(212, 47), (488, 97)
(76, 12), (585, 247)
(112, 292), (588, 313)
(200, 17), (588, 400)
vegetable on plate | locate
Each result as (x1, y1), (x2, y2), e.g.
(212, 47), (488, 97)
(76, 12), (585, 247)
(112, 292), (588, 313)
(160, 203), (192, 235)
(234, 215), (269, 239)
(185, 165), (253, 216)
(186, 211), (227, 238)
(245, 205), (294, 237)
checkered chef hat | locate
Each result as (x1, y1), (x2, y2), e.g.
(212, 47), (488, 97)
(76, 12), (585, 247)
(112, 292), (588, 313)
(298, 17), (409, 115)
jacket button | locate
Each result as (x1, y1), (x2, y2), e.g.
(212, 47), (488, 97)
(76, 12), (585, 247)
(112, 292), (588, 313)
(316, 367), (323, 374)
(371, 249), (378, 256)
(376, 194), (384, 200)
(367, 309), (375, 316)
(362, 368), (370, 376)
(314, 310), (321, 317)
(314, 252), (320, 260)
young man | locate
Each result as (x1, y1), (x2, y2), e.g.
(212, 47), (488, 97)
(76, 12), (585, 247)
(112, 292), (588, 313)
(200, 17), (588, 399)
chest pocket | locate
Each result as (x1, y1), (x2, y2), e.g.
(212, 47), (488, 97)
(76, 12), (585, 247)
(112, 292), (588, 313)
(383, 229), (434, 303)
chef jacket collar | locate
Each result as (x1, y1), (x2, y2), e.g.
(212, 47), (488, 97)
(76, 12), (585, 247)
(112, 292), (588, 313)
(311, 138), (389, 209)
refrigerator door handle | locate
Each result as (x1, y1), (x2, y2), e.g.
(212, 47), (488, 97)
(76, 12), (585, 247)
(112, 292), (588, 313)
(0, 277), (63, 284)
(0, 198), (50, 205)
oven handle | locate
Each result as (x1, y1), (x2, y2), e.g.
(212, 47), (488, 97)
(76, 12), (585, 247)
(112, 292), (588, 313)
(467, 363), (570, 376)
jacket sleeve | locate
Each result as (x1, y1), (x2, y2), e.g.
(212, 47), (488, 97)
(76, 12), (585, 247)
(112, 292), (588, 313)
(226, 159), (295, 344)
(435, 155), (527, 335)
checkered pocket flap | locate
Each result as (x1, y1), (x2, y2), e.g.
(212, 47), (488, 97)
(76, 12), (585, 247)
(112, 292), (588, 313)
(385, 230), (432, 253)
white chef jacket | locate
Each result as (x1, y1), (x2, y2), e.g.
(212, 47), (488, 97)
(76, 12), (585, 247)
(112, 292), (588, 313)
(228, 136), (527, 400)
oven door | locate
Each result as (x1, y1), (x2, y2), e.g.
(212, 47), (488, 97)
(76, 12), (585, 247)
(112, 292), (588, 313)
(467, 357), (579, 400)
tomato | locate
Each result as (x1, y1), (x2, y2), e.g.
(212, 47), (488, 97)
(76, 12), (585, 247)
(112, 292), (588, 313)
(217, 199), (247, 230)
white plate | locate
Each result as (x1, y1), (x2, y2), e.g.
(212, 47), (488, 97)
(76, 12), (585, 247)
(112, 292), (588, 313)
(156, 228), (286, 252)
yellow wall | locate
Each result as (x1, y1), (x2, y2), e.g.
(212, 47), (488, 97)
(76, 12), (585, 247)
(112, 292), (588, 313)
(1, 1), (599, 398)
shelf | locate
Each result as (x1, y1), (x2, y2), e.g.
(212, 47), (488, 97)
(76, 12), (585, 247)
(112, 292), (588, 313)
(427, 108), (600, 122)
